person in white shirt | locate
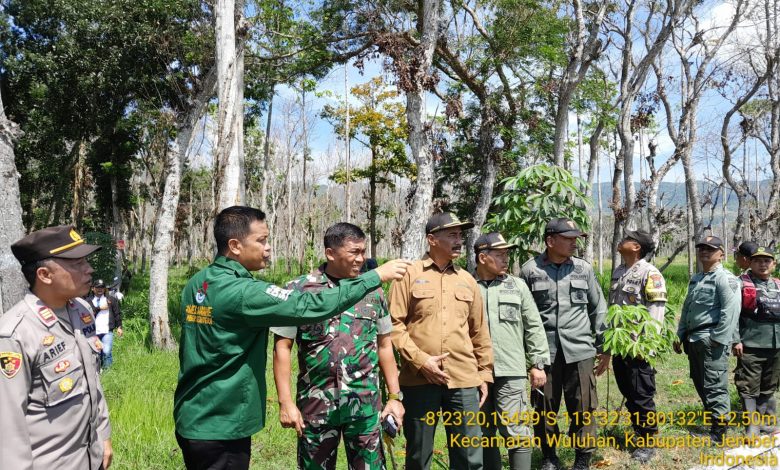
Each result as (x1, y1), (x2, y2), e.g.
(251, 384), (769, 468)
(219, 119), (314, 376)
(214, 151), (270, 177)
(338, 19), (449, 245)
(85, 279), (123, 368)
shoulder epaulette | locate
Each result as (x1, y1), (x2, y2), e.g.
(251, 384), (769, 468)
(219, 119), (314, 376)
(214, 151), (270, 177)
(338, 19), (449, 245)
(0, 311), (25, 338)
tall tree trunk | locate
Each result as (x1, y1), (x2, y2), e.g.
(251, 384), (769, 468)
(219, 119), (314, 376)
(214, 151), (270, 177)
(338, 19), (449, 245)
(400, 0), (441, 260)
(214, 0), (246, 211)
(465, 109), (499, 273)
(259, 90), (274, 210)
(369, 150), (378, 259)
(0, 89), (27, 314)
(148, 68), (216, 350)
(584, 119), (605, 262)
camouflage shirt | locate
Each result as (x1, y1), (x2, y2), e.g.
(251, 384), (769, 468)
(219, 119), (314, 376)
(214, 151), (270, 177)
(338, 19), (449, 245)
(271, 264), (392, 424)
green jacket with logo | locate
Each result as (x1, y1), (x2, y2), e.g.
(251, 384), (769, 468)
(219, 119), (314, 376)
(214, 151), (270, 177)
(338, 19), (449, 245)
(476, 274), (550, 377)
(173, 256), (382, 440)
(677, 263), (740, 346)
(520, 253), (607, 364)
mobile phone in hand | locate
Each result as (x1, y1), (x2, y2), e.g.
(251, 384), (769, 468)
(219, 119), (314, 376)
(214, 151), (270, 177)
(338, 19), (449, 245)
(382, 415), (398, 438)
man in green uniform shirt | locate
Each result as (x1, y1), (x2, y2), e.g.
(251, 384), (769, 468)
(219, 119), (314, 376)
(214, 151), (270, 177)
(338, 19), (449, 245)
(474, 232), (549, 470)
(675, 235), (740, 444)
(733, 247), (780, 436)
(520, 218), (609, 470)
(173, 206), (410, 470)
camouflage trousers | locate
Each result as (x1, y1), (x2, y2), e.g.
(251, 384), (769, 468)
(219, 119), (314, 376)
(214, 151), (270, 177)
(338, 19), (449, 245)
(297, 410), (384, 470)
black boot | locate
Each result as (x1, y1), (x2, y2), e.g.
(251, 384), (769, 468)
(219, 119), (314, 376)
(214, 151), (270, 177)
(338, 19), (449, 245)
(743, 397), (760, 438)
(540, 448), (561, 470)
(508, 448), (532, 470)
(570, 452), (591, 470)
(758, 395), (778, 434)
(709, 423), (726, 445)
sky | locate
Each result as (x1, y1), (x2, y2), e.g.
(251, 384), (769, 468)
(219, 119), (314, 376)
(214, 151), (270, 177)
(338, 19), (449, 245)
(193, 0), (775, 195)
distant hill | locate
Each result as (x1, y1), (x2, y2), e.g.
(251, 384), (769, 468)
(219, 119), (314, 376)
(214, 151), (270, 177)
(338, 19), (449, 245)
(590, 180), (773, 213)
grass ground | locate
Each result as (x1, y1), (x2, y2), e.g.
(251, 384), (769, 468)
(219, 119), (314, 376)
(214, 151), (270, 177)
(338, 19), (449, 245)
(100, 260), (763, 469)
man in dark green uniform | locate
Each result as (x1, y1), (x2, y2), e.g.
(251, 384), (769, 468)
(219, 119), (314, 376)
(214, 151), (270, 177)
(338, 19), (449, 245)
(173, 206), (410, 470)
(675, 235), (740, 444)
(520, 218), (609, 470)
(733, 247), (780, 436)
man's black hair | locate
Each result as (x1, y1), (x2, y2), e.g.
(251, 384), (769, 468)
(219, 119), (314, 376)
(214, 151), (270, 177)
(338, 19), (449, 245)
(214, 206), (267, 255)
(21, 259), (51, 289)
(324, 223), (366, 249)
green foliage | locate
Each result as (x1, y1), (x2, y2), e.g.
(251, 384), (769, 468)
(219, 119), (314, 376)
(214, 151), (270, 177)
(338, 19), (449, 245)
(486, 164), (590, 263)
(603, 304), (678, 368)
(84, 232), (117, 285)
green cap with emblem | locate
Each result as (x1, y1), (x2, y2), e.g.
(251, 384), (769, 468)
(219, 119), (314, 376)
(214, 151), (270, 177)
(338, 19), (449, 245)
(474, 232), (518, 252)
(751, 247), (775, 259)
(425, 212), (474, 234)
(11, 225), (102, 265)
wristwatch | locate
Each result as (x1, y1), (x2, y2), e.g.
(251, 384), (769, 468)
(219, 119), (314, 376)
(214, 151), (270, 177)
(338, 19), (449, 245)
(388, 391), (404, 401)
(531, 363), (546, 371)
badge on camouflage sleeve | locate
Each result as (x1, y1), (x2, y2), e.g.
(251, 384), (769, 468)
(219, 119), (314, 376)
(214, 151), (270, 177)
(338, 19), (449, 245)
(80, 313), (93, 325)
(37, 306), (57, 327)
(0, 352), (22, 379)
(42, 335), (55, 346)
(59, 377), (74, 393)
(54, 360), (71, 374)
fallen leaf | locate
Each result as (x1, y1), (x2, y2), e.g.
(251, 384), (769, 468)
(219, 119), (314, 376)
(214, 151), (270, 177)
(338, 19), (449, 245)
(593, 458), (612, 467)
(671, 380), (684, 385)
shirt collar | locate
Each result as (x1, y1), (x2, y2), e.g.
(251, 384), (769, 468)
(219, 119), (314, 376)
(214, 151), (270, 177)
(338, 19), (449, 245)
(422, 253), (458, 273)
(213, 255), (253, 278)
(540, 251), (573, 266)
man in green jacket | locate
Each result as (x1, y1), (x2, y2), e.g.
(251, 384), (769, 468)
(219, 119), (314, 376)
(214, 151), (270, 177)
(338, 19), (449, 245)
(675, 235), (740, 444)
(474, 232), (549, 470)
(520, 218), (609, 470)
(173, 206), (410, 470)
(733, 247), (780, 436)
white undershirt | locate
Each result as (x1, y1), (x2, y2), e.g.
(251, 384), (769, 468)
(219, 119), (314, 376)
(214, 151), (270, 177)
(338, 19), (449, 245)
(92, 295), (110, 335)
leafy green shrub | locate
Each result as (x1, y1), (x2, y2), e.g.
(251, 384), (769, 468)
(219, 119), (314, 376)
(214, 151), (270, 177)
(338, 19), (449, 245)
(487, 164), (590, 264)
(603, 304), (677, 368)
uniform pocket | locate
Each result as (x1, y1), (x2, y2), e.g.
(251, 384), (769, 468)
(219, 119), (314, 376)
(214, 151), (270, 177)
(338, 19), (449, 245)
(570, 279), (589, 305)
(454, 289), (474, 321)
(531, 280), (551, 305)
(498, 302), (520, 322)
(40, 352), (85, 407)
(411, 289), (436, 315)
(299, 321), (329, 341)
(694, 285), (716, 306)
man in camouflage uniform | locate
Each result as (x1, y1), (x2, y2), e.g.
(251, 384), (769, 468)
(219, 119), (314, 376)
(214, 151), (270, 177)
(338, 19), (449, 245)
(675, 235), (741, 444)
(0, 225), (112, 470)
(273, 223), (404, 470)
(733, 247), (780, 436)
(608, 229), (667, 463)
(474, 232), (549, 470)
(520, 218), (609, 470)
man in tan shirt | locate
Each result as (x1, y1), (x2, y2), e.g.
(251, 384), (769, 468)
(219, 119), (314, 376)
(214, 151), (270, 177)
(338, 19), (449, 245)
(390, 212), (494, 470)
